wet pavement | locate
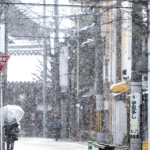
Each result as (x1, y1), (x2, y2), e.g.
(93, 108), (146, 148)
(14, 138), (97, 150)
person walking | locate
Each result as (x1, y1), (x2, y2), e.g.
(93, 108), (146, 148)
(52, 115), (61, 141)
(4, 122), (20, 150)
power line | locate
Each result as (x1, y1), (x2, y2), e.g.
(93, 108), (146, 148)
(9, 35), (65, 39)
(0, 2), (132, 8)
(19, 0), (43, 14)
(11, 14), (81, 21)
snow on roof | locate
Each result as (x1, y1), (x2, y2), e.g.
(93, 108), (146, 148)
(9, 43), (41, 46)
(110, 82), (126, 90)
(112, 93), (122, 97)
(8, 48), (43, 51)
(143, 91), (148, 94)
(82, 39), (94, 45)
(80, 23), (95, 31)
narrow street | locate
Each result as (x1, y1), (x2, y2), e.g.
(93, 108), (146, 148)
(14, 138), (97, 150)
(0, 0), (149, 150)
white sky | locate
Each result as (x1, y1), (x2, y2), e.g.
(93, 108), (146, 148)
(7, 0), (72, 82)
(7, 55), (43, 82)
(6, 1), (131, 82)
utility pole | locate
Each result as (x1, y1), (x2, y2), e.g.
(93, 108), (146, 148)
(3, 0), (9, 107)
(130, 3), (142, 150)
(104, 38), (108, 141)
(54, 0), (59, 54)
(59, 43), (68, 139)
(75, 17), (80, 137)
(4, 1), (8, 56)
(0, 73), (3, 150)
(43, 0), (47, 138)
(2, 2), (9, 149)
(76, 13), (79, 100)
(94, 10), (104, 143)
(54, 0), (59, 115)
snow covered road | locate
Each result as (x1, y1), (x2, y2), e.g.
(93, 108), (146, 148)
(14, 138), (97, 150)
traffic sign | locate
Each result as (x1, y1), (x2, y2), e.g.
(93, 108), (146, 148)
(0, 55), (10, 72)
(76, 136), (80, 141)
(31, 113), (35, 120)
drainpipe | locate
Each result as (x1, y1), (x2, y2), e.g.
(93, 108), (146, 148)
(104, 38), (108, 140)
(148, 2), (150, 150)
(113, 4), (117, 145)
(110, 0), (113, 143)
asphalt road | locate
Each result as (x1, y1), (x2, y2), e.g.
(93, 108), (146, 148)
(14, 138), (97, 150)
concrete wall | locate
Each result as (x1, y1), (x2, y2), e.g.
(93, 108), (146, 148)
(115, 100), (127, 146)
(121, 10), (132, 80)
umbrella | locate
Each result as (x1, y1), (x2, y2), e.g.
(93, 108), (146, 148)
(2, 105), (24, 126)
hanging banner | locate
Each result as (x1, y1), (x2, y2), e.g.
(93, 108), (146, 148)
(0, 25), (5, 53)
(130, 92), (141, 135)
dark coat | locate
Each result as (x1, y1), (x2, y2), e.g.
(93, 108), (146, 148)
(4, 123), (20, 144)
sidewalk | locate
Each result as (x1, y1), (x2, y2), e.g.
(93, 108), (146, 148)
(15, 138), (97, 150)
(51, 138), (129, 150)
(115, 147), (129, 150)
(64, 138), (97, 149)
(71, 139), (129, 150)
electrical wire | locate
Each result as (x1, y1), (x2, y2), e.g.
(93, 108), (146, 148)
(0, 2), (132, 8)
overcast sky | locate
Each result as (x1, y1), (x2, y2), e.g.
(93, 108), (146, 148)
(7, 0), (71, 82)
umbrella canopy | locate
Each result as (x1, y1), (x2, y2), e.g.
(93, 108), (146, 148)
(2, 105), (24, 126)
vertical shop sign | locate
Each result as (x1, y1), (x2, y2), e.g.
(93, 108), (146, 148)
(130, 92), (141, 135)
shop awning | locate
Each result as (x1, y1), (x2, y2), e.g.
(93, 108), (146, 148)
(110, 82), (129, 93)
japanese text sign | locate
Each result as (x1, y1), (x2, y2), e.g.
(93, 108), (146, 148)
(130, 92), (141, 135)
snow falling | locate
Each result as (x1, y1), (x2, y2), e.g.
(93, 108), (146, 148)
(0, 0), (148, 150)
